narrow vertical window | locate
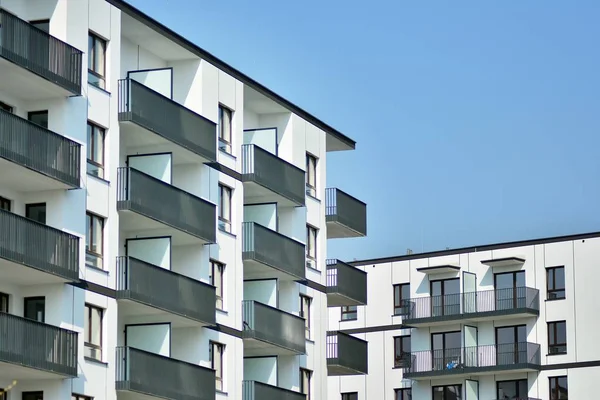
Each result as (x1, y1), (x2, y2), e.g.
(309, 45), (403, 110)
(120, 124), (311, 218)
(394, 335), (411, 367)
(300, 368), (312, 399)
(218, 183), (232, 233)
(393, 284), (410, 315)
(300, 295), (312, 339)
(86, 213), (104, 270)
(306, 225), (318, 268)
(87, 122), (105, 179)
(218, 106), (233, 154)
(88, 32), (106, 89)
(210, 260), (225, 310)
(546, 266), (565, 300)
(84, 304), (103, 360)
(210, 341), (225, 391)
(549, 376), (568, 399)
(548, 321), (567, 354)
(306, 153), (318, 197)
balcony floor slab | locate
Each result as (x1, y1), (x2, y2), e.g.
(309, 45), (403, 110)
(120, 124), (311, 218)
(0, 57), (75, 100)
(0, 256), (75, 286)
(117, 298), (212, 328)
(0, 157), (74, 192)
(0, 359), (71, 380)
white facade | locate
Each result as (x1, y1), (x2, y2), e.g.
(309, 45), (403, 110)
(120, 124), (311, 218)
(329, 233), (600, 400)
(0, 1), (364, 399)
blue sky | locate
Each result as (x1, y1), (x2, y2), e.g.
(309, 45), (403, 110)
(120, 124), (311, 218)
(129, 0), (600, 261)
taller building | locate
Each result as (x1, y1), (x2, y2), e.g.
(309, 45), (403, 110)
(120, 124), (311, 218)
(328, 231), (600, 400)
(0, 1), (368, 399)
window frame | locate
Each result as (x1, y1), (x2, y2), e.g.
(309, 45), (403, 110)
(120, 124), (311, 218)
(342, 393), (358, 400)
(306, 224), (318, 262)
(394, 335), (411, 368)
(84, 303), (103, 361)
(305, 153), (318, 198)
(24, 296), (45, 323)
(22, 392), (44, 400)
(546, 266), (566, 300)
(394, 388), (412, 400)
(25, 203), (46, 224)
(549, 376), (568, 400)
(218, 105), (233, 154)
(0, 196), (10, 212)
(218, 183), (233, 233)
(548, 320), (567, 355)
(0, 101), (14, 113)
(341, 305), (357, 321)
(210, 341), (225, 391)
(0, 292), (8, 313)
(88, 32), (107, 89)
(72, 395), (93, 400)
(210, 260), (225, 310)
(27, 110), (49, 129)
(86, 212), (104, 270)
(393, 283), (410, 315)
(300, 295), (312, 340)
(87, 122), (106, 179)
(300, 368), (312, 399)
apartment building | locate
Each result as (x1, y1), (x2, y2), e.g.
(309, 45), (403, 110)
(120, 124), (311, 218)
(0, 0), (367, 399)
(329, 231), (600, 400)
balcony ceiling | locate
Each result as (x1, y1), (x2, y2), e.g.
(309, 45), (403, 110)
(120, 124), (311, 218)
(244, 86), (289, 114)
(0, 158), (74, 192)
(0, 58), (73, 100)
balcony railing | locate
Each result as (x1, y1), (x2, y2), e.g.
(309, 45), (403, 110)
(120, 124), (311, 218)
(242, 300), (306, 355)
(118, 79), (216, 161)
(116, 346), (215, 400)
(325, 188), (367, 237)
(326, 331), (368, 375)
(326, 259), (367, 306)
(0, 108), (80, 188)
(241, 144), (305, 206)
(0, 312), (78, 377)
(0, 208), (79, 281)
(403, 287), (540, 324)
(242, 381), (306, 400)
(403, 342), (541, 378)
(116, 257), (216, 325)
(117, 167), (216, 243)
(0, 9), (82, 95)
(242, 222), (305, 280)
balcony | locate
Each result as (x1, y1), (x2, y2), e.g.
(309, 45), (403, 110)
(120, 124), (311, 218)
(326, 331), (368, 376)
(116, 256), (216, 327)
(118, 78), (216, 164)
(242, 381), (306, 400)
(325, 188), (367, 238)
(403, 342), (541, 380)
(0, 9), (82, 98)
(241, 144), (305, 206)
(0, 208), (79, 284)
(116, 347), (215, 400)
(242, 222), (305, 281)
(117, 167), (216, 245)
(0, 312), (78, 379)
(0, 109), (80, 190)
(402, 287), (540, 327)
(326, 259), (367, 307)
(242, 300), (306, 356)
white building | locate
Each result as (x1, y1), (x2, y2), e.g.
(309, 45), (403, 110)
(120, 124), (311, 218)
(0, 1), (368, 399)
(328, 231), (600, 400)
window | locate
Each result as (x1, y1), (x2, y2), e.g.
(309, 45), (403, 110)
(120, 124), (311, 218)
(341, 305), (357, 321)
(0, 292), (8, 313)
(300, 295), (312, 339)
(395, 388), (412, 400)
(0, 102), (13, 113)
(28, 111), (48, 129)
(30, 19), (50, 33)
(549, 376), (568, 399)
(393, 283), (410, 315)
(342, 393), (358, 400)
(306, 153), (317, 197)
(84, 304), (103, 360)
(87, 122), (105, 179)
(23, 392), (44, 400)
(497, 379), (528, 399)
(72, 395), (93, 400)
(24, 297), (45, 323)
(86, 213), (104, 270)
(26, 203), (46, 224)
(494, 270), (525, 310)
(210, 341), (224, 391)
(394, 335), (411, 368)
(0, 196), (11, 212)
(0, 389), (5, 400)
(547, 266), (565, 300)
(548, 321), (567, 355)
(300, 368), (312, 399)
(218, 184), (232, 233)
(431, 331), (461, 371)
(306, 225), (318, 264)
(218, 106), (233, 154)
(496, 325), (526, 364)
(88, 32), (106, 89)
(432, 385), (462, 400)
(210, 260), (225, 310)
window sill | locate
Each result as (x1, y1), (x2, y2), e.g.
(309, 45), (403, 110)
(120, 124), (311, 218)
(218, 228), (237, 238)
(547, 352), (567, 356)
(84, 356), (108, 366)
(87, 172), (110, 185)
(305, 338), (315, 344)
(545, 297), (566, 302)
(306, 193), (321, 203)
(219, 149), (236, 160)
(340, 318), (357, 322)
(216, 308), (228, 316)
(216, 390), (228, 396)
(306, 264), (321, 274)
(86, 264), (108, 275)
(88, 82), (111, 96)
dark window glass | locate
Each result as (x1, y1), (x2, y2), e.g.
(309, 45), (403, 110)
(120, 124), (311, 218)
(546, 266), (566, 300)
(28, 111), (48, 129)
(24, 297), (45, 322)
(342, 393), (358, 400)
(341, 305), (357, 321)
(87, 122), (105, 179)
(432, 385), (462, 400)
(496, 325), (527, 364)
(23, 392), (44, 400)
(210, 342), (224, 391)
(548, 321), (567, 355)
(30, 19), (50, 33)
(88, 33), (106, 89)
(307, 225), (318, 261)
(84, 304), (103, 360)
(210, 260), (225, 310)
(395, 388), (412, 400)
(0, 102), (13, 113)
(218, 184), (232, 233)
(431, 331), (461, 371)
(300, 295), (312, 339)
(393, 283), (410, 315)
(26, 203), (46, 224)
(306, 153), (317, 197)
(218, 106), (232, 154)
(72, 395), (93, 400)
(0, 292), (8, 313)
(0, 197), (11, 211)
(394, 335), (411, 367)
(549, 376), (568, 399)
(86, 213), (104, 270)
(497, 379), (528, 399)
(430, 278), (460, 317)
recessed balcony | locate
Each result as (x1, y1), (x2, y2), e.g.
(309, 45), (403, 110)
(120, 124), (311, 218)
(326, 259), (367, 307)
(0, 9), (82, 98)
(242, 381), (306, 400)
(0, 108), (81, 190)
(325, 188), (367, 238)
(326, 331), (368, 376)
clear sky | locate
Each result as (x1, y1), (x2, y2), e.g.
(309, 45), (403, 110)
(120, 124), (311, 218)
(128, 0), (600, 261)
